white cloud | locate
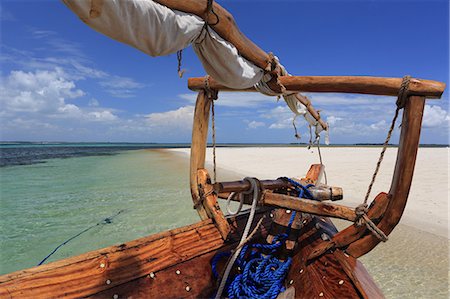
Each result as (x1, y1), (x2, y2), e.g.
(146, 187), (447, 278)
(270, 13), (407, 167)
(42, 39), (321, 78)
(423, 105), (450, 128)
(247, 120), (265, 129)
(0, 68), (119, 124)
(88, 98), (100, 107)
(1, 68), (84, 114)
(179, 92), (276, 108)
(260, 106), (297, 129)
(305, 93), (393, 107)
(88, 110), (118, 122)
(145, 106), (194, 130)
(326, 115), (343, 126)
(99, 76), (145, 98)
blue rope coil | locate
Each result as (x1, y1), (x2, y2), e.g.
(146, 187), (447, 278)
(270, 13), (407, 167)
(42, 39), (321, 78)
(211, 180), (315, 298)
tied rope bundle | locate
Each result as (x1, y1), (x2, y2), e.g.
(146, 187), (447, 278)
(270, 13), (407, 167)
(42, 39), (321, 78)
(213, 178), (316, 299)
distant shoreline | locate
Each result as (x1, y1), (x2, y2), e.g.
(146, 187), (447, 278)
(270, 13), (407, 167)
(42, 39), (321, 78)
(0, 142), (448, 148)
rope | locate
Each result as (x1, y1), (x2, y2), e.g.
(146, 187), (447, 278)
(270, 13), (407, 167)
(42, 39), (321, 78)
(214, 178), (261, 299)
(37, 210), (125, 265)
(176, 50), (185, 78)
(226, 192), (245, 216)
(280, 177), (315, 200)
(211, 96), (217, 183)
(356, 75), (411, 241)
(194, 0), (219, 44)
(203, 75), (218, 183)
(363, 75), (410, 206)
(212, 179), (317, 298)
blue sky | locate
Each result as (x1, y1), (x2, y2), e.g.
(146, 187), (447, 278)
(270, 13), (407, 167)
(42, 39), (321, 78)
(1, 0), (448, 144)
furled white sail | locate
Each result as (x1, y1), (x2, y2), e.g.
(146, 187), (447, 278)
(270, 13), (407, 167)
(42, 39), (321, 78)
(62, 0), (326, 140)
(62, 0), (263, 89)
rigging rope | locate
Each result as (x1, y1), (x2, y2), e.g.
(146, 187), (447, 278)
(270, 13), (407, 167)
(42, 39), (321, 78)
(213, 179), (316, 299)
(214, 177), (261, 299)
(37, 210), (125, 266)
(211, 95), (217, 183)
(355, 75), (411, 242)
(204, 75), (218, 183)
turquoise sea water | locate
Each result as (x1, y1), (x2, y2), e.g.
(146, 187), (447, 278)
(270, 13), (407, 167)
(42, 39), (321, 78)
(0, 145), (448, 298)
(0, 147), (199, 274)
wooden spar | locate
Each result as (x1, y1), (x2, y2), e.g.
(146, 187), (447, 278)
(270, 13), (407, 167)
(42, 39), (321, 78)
(188, 76), (446, 98)
(262, 192), (357, 221)
(307, 192), (390, 261)
(190, 91), (211, 220)
(346, 96), (426, 257)
(216, 179), (343, 201)
(295, 93), (328, 131)
(224, 188), (355, 221)
(266, 164), (326, 249)
(153, 0), (270, 70)
(197, 169), (230, 239)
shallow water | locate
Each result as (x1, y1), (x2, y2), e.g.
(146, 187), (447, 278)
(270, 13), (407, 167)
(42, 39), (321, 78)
(0, 146), (448, 298)
(334, 220), (449, 298)
(0, 148), (199, 274)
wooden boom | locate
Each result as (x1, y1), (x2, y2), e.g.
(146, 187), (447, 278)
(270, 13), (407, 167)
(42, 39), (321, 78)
(188, 76), (445, 98)
(153, 0), (270, 70)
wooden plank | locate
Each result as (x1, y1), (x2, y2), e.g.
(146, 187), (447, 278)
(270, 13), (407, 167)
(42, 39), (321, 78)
(190, 90), (211, 220)
(153, 0), (270, 70)
(262, 192), (357, 221)
(188, 76), (445, 98)
(347, 96), (426, 257)
(307, 192), (389, 260)
(334, 250), (385, 299)
(288, 217), (383, 298)
(86, 248), (227, 299)
(197, 169), (230, 239)
(0, 220), (224, 298)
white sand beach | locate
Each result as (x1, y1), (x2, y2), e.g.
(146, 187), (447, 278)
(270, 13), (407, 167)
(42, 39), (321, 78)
(168, 146), (449, 297)
(169, 147), (449, 238)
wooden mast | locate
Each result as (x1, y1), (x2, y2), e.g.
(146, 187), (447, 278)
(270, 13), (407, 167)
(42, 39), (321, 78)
(190, 90), (211, 220)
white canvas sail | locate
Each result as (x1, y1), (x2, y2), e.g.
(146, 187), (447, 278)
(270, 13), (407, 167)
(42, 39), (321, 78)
(62, 0), (326, 139)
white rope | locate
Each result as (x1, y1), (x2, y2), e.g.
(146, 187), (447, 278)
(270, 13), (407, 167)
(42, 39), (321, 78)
(215, 178), (260, 299)
(226, 192), (245, 216)
(253, 56), (327, 142)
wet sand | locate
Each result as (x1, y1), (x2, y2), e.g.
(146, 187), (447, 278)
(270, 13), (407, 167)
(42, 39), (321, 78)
(167, 146), (449, 298)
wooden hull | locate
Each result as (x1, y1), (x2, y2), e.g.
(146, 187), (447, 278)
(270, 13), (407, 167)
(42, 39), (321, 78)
(0, 210), (383, 298)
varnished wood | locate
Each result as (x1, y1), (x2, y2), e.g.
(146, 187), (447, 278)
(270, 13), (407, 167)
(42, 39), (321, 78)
(153, 0), (270, 70)
(188, 76), (445, 98)
(267, 164), (324, 248)
(217, 180), (342, 201)
(347, 96), (426, 257)
(308, 192), (389, 261)
(334, 250), (385, 299)
(289, 217), (384, 299)
(190, 91), (211, 220)
(0, 220), (223, 298)
(262, 192), (357, 222)
(197, 169), (230, 239)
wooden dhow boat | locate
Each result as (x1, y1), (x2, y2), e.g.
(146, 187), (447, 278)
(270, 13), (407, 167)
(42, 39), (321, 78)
(0, 1), (445, 298)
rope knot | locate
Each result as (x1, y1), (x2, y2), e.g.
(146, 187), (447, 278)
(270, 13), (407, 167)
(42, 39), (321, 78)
(204, 75), (218, 101)
(396, 75), (411, 109)
(355, 204), (368, 226)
